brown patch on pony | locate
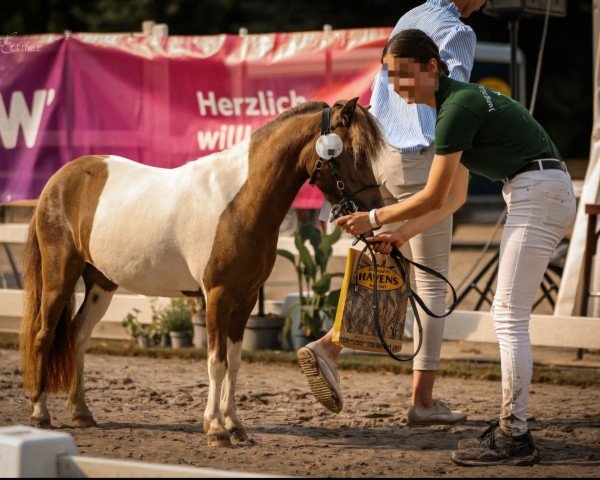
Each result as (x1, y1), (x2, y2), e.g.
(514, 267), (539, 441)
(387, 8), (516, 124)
(202, 100), (385, 361)
(60, 156), (111, 263)
(20, 155), (113, 397)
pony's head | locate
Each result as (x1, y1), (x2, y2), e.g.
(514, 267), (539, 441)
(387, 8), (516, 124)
(304, 98), (386, 215)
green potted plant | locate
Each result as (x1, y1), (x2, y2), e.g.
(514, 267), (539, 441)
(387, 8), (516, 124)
(158, 299), (193, 348)
(122, 308), (157, 348)
(277, 222), (343, 350)
(242, 285), (286, 351)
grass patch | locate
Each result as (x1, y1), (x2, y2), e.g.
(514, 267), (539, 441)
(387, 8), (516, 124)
(1, 333), (598, 387)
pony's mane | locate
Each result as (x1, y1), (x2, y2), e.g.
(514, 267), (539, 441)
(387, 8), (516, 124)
(332, 100), (385, 169)
(252, 99), (385, 168)
(252, 101), (327, 139)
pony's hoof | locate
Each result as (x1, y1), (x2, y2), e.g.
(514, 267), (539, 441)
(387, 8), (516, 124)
(229, 427), (249, 444)
(206, 431), (232, 448)
(30, 416), (52, 429)
(72, 415), (97, 428)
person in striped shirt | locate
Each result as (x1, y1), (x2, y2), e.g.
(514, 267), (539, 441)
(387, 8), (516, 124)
(299, 0), (485, 425)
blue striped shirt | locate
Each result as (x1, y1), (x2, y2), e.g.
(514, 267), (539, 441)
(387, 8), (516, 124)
(370, 0), (477, 153)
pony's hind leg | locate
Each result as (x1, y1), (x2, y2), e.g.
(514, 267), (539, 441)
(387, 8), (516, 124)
(220, 293), (257, 444)
(29, 247), (85, 428)
(203, 287), (235, 447)
(67, 265), (117, 427)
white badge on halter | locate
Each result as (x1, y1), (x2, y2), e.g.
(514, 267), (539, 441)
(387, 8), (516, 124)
(316, 133), (343, 160)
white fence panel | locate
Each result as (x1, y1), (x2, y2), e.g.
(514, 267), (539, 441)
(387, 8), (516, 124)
(0, 426), (278, 478)
(2, 223), (599, 348)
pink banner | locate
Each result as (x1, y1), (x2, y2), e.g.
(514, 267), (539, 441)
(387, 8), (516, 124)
(0, 29), (391, 208)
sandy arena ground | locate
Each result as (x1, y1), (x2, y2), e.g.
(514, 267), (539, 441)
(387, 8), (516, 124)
(1, 349), (598, 477)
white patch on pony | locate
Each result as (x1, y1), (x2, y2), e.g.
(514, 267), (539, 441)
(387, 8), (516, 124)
(204, 350), (228, 433)
(31, 392), (49, 421)
(88, 139), (250, 296)
(75, 285), (114, 345)
(221, 339), (243, 427)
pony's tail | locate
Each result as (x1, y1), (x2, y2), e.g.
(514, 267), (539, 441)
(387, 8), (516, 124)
(20, 216), (76, 395)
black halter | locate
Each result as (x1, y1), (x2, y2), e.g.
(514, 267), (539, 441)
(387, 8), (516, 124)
(308, 105), (380, 218)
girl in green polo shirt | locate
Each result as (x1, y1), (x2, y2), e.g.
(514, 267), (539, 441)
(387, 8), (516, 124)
(337, 29), (576, 467)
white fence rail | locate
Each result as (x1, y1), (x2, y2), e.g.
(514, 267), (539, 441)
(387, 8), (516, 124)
(57, 456), (268, 478)
(1, 223), (599, 348)
(1, 286), (599, 347)
(0, 224), (343, 340)
(0, 289), (282, 340)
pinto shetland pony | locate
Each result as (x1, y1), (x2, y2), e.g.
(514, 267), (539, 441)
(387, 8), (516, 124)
(20, 98), (384, 446)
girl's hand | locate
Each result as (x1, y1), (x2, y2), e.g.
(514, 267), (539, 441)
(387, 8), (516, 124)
(365, 231), (406, 254)
(336, 212), (372, 236)
(368, 241), (393, 254)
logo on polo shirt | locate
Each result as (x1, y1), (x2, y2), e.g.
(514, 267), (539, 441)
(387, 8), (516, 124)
(478, 85), (496, 113)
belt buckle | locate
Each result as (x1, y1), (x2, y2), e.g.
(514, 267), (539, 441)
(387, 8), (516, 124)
(536, 159), (545, 171)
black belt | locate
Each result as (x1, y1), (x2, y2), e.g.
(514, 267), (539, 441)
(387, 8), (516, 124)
(507, 159), (567, 181)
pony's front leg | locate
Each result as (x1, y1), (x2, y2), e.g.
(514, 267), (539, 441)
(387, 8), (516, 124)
(203, 288), (233, 447)
(220, 339), (247, 443)
(219, 295), (255, 444)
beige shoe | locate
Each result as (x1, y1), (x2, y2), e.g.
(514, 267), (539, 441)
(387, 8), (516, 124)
(407, 399), (467, 426)
(297, 341), (343, 413)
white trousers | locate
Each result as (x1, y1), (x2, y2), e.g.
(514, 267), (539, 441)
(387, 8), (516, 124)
(494, 166), (576, 435)
(373, 143), (452, 371)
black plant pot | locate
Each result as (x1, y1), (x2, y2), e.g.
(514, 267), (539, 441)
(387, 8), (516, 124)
(242, 315), (285, 350)
(170, 331), (192, 349)
(160, 333), (171, 348)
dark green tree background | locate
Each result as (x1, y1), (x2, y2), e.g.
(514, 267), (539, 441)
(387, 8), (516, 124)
(1, 0), (593, 158)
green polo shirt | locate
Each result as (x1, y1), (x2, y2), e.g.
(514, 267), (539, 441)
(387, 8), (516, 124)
(434, 76), (561, 181)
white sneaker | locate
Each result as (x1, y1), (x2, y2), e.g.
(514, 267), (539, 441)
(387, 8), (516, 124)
(407, 399), (467, 426)
(297, 341), (343, 413)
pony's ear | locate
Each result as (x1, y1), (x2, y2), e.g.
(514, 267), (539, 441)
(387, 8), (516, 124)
(339, 97), (359, 127)
(365, 104), (371, 110)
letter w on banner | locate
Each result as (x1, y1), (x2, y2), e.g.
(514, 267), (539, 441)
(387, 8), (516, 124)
(0, 29), (390, 206)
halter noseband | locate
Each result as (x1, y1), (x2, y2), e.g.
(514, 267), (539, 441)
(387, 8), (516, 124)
(308, 105), (380, 221)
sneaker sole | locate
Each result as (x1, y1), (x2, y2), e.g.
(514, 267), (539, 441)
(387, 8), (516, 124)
(450, 449), (541, 467)
(297, 348), (342, 414)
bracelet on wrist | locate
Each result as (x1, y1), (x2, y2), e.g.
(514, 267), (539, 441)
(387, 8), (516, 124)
(369, 208), (381, 230)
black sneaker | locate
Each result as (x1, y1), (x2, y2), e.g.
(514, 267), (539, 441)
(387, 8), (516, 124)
(451, 420), (541, 467)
